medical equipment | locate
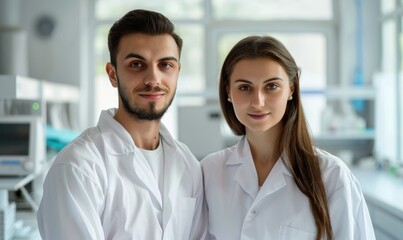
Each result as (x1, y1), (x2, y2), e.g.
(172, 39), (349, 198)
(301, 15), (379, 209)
(0, 115), (45, 176)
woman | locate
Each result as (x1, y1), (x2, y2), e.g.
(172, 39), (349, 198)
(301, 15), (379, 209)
(201, 36), (375, 240)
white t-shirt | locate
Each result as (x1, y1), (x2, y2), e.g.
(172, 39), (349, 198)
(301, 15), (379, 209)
(140, 139), (165, 225)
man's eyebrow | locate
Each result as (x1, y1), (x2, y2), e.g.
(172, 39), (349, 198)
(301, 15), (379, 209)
(124, 53), (145, 60)
(160, 56), (179, 62)
(124, 53), (178, 62)
(234, 77), (284, 84)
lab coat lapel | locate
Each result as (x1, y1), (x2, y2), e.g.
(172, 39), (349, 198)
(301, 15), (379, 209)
(160, 125), (185, 229)
(131, 151), (163, 208)
(255, 158), (288, 202)
(98, 109), (163, 209)
(229, 138), (259, 200)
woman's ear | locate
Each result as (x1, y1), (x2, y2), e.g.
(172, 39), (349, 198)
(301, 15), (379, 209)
(226, 87), (232, 102)
(290, 83), (295, 98)
(106, 62), (118, 88)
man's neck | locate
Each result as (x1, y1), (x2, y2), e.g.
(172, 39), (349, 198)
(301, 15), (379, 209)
(114, 108), (161, 150)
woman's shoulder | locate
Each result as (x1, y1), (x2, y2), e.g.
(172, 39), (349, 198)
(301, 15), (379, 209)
(315, 148), (359, 193)
(200, 142), (239, 169)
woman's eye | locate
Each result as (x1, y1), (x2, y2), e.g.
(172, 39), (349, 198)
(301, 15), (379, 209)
(267, 83), (278, 90)
(239, 85), (251, 91)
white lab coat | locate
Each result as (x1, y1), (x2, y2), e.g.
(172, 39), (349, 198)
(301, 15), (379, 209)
(37, 108), (207, 240)
(201, 137), (375, 240)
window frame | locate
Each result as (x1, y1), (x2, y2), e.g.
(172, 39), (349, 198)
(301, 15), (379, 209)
(89, 0), (339, 134)
(380, 0), (403, 165)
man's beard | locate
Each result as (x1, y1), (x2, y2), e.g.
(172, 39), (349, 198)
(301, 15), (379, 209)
(117, 75), (175, 121)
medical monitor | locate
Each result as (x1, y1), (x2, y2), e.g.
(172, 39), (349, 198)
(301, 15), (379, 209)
(0, 115), (45, 176)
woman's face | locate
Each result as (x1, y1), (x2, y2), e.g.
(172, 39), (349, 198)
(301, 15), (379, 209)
(227, 58), (294, 134)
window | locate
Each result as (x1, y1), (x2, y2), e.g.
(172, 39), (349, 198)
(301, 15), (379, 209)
(92, 1), (206, 120)
(212, 0), (333, 20)
(95, 0), (204, 20)
(377, 0), (403, 166)
(216, 32), (327, 135)
(400, 17), (403, 165)
(381, 0), (396, 14)
(91, 0), (334, 138)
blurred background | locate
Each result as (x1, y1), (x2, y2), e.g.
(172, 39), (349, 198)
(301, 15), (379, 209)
(0, 0), (402, 239)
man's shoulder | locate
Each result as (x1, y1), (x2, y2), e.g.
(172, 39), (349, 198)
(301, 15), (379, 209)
(172, 139), (200, 165)
(53, 126), (104, 165)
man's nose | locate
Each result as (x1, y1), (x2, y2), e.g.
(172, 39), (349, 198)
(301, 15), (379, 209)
(144, 66), (161, 86)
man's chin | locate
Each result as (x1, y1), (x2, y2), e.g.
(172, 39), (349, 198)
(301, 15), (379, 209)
(126, 108), (167, 121)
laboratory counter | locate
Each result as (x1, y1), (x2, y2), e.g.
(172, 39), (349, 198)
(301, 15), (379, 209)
(1, 167), (402, 240)
(352, 167), (403, 240)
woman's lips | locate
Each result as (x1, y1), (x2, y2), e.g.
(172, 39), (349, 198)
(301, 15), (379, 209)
(248, 113), (269, 120)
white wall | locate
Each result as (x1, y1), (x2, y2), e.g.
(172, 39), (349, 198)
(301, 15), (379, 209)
(19, 0), (81, 85)
(18, 0), (91, 129)
(12, 0), (380, 131)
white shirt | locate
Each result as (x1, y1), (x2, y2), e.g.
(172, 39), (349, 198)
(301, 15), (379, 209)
(139, 139), (164, 194)
(139, 139), (164, 226)
(201, 137), (375, 240)
(37, 108), (207, 240)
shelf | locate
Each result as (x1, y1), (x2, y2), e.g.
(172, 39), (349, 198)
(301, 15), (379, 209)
(314, 130), (375, 140)
(176, 86), (376, 101)
(0, 75), (79, 103)
(42, 81), (79, 103)
(0, 75), (41, 100)
(352, 167), (403, 219)
(301, 86), (375, 100)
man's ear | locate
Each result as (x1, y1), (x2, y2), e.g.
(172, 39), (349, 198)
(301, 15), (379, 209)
(106, 62), (118, 88)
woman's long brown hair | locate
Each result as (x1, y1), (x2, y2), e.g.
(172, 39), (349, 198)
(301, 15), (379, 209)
(219, 35), (332, 240)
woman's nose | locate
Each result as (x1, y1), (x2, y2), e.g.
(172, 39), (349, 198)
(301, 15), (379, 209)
(250, 91), (265, 107)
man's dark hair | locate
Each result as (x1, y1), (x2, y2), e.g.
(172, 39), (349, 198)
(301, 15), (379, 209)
(107, 9), (183, 67)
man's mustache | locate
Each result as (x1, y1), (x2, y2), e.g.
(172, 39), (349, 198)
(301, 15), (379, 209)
(136, 85), (169, 93)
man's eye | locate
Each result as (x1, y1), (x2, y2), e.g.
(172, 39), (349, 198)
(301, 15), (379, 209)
(160, 62), (173, 69)
(130, 62), (143, 68)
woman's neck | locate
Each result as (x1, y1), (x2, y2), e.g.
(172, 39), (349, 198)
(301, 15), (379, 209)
(246, 124), (283, 186)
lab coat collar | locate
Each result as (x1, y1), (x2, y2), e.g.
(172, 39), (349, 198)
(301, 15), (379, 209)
(97, 109), (163, 208)
(97, 108), (177, 155)
(226, 137), (292, 200)
(225, 137), (259, 199)
(97, 108), (185, 225)
(256, 156), (289, 202)
(97, 108), (136, 155)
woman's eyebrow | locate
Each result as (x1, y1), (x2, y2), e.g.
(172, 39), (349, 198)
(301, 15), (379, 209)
(234, 77), (284, 84)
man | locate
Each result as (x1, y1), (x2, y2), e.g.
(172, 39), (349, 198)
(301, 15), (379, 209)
(37, 9), (206, 240)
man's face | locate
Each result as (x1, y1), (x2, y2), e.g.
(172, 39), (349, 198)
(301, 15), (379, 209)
(107, 33), (181, 120)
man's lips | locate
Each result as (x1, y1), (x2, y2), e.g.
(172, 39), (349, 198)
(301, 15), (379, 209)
(138, 92), (165, 100)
